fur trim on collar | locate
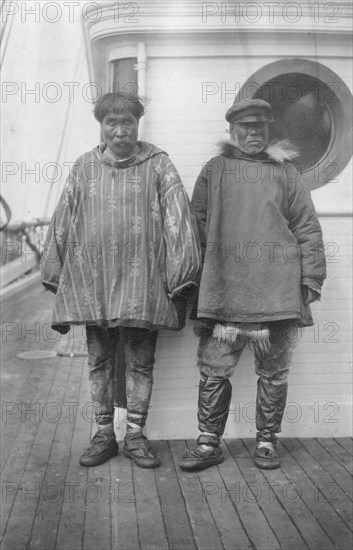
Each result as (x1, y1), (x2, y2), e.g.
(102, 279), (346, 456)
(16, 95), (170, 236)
(266, 140), (300, 163)
(218, 139), (299, 164)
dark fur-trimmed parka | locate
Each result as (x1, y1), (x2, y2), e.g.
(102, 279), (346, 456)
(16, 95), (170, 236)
(192, 140), (326, 327)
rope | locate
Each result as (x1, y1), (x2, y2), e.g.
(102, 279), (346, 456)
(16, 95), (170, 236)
(43, 43), (83, 217)
(0, 194), (12, 231)
(0, 0), (15, 67)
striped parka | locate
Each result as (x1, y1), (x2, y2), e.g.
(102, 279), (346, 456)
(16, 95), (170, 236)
(41, 142), (201, 332)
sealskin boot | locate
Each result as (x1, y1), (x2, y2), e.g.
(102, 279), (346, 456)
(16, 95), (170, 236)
(123, 431), (161, 469)
(79, 428), (119, 467)
(253, 377), (288, 469)
(179, 434), (223, 471)
(253, 437), (280, 469)
(198, 375), (232, 435)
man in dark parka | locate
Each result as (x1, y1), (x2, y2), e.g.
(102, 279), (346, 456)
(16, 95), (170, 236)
(179, 98), (326, 471)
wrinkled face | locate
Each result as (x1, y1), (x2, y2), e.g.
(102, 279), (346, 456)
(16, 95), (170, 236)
(101, 110), (139, 159)
(230, 121), (269, 155)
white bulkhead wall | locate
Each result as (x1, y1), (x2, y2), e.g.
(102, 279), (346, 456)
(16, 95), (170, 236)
(83, 0), (352, 438)
(143, 51), (352, 440)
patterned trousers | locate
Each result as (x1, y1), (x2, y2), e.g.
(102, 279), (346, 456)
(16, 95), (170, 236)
(86, 326), (158, 427)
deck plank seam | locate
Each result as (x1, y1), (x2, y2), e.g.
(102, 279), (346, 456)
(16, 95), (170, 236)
(298, 438), (353, 504)
(316, 438), (353, 476)
(167, 440), (200, 550)
(275, 441), (338, 549)
(225, 439), (282, 549)
(281, 438), (353, 544)
(153, 454), (175, 550)
(0, 359), (68, 543)
(195, 466), (227, 550)
(216, 444), (257, 550)
(239, 438), (308, 550)
(53, 356), (86, 550)
(26, 357), (75, 549)
(333, 437), (353, 457)
(0, 361), (37, 474)
(131, 461), (143, 550)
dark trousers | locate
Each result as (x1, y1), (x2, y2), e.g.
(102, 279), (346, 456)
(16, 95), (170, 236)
(197, 321), (297, 440)
(86, 326), (158, 428)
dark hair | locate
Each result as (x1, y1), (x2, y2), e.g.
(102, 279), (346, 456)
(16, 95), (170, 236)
(93, 92), (145, 123)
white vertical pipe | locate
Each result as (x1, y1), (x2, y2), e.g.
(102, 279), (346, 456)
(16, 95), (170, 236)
(136, 42), (147, 137)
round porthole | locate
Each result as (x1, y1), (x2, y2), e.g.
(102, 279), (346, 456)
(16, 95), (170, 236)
(237, 59), (352, 190)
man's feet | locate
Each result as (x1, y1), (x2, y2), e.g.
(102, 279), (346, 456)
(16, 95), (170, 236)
(123, 431), (161, 469)
(179, 434), (223, 471)
(79, 428), (119, 467)
(253, 440), (280, 469)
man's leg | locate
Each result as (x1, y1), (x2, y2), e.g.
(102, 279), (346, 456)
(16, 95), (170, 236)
(253, 321), (298, 469)
(123, 328), (160, 468)
(179, 324), (245, 471)
(79, 325), (119, 467)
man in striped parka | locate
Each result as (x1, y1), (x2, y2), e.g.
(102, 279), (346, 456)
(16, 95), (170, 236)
(42, 92), (201, 469)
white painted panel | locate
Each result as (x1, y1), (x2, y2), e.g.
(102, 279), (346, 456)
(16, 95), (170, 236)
(115, 48), (352, 439)
(143, 55), (352, 210)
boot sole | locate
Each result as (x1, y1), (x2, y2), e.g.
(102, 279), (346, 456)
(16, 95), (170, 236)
(179, 454), (224, 471)
(253, 457), (280, 470)
(123, 447), (161, 469)
(79, 443), (119, 467)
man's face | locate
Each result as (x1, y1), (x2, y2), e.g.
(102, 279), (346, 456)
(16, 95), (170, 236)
(101, 110), (139, 159)
(230, 121), (269, 155)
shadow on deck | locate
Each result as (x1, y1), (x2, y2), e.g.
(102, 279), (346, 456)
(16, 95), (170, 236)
(1, 278), (352, 550)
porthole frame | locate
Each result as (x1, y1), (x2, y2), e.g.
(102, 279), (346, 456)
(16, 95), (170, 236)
(237, 59), (353, 190)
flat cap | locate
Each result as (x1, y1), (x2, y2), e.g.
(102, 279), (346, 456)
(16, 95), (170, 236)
(225, 98), (272, 123)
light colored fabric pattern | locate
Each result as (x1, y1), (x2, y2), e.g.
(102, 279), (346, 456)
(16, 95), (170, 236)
(42, 142), (201, 331)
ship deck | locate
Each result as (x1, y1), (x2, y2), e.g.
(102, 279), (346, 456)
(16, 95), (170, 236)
(1, 278), (352, 550)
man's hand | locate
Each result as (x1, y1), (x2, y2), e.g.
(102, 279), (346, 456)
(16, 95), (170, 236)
(168, 284), (197, 301)
(301, 285), (320, 306)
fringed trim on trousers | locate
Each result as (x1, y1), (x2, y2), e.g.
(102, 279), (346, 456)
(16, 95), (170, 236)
(212, 322), (271, 356)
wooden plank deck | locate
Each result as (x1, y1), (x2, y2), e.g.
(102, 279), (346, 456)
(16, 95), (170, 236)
(1, 281), (352, 550)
